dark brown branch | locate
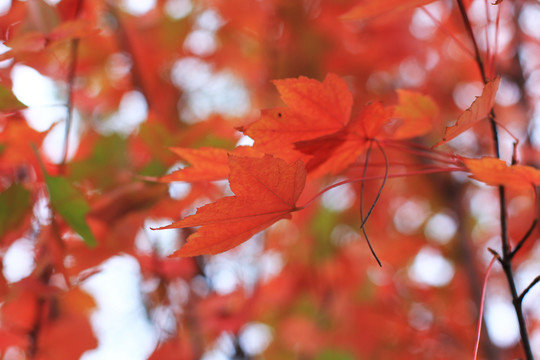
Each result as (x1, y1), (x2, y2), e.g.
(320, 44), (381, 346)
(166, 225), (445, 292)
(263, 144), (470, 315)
(456, 1), (534, 358)
(510, 219), (538, 259)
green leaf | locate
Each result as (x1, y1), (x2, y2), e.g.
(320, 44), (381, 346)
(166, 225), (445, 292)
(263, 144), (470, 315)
(44, 173), (96, 247)
(0, 184), (31, 239)
(0, 84), (27, 112)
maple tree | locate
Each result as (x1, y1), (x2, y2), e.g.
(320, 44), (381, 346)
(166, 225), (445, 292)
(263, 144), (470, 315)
(1, 0), (540, 359)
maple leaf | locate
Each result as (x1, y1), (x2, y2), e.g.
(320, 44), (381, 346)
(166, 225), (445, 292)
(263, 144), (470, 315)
(159, 146), (261, 183)
(241, 73), (352, 161)
(155, 155), (306, 256)
(295, 102), (392, 175)
(436, 77), (500, 146)
(244, 74), (435, 177)
(464, 157), (540, 189)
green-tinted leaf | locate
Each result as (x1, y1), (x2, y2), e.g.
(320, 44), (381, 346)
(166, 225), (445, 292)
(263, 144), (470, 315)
(0, 184), (31, 239)
(315, 349), (355, 360)
(44, 174), (96, 247)
(69, 134), (129, 189)
(0, 84), (27, 112)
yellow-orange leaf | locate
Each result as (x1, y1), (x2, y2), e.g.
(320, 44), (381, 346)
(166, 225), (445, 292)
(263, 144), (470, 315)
(390, 90), (438, 139)
(437, 77), (500, 146)
(464, 157), (540, 189)
(157, 155), (306, 256)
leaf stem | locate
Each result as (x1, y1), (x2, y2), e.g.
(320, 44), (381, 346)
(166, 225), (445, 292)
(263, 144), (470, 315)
(298, 166), (464, 210)
(473, 254), (497, 360)
(359, 141), (382, 267)
(60, 0), (85, 172)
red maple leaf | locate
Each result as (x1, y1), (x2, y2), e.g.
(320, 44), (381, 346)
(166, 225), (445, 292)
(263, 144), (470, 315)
(155, 155), (306, 256)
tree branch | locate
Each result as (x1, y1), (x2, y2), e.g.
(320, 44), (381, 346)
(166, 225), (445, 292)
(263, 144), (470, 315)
(456, 1), (534, 358)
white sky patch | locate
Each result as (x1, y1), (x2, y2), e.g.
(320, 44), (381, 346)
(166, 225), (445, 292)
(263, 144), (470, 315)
(121, 0), (156, 16)
(410, 2), (445, 40)
(98, 91), (148, 134)
(2, 238), (35, 283)
(135, 218), (180, 256)
(236, 135), (254, 147)
(398, 58), (426, 87)
(204, 233), (265, 294)
(0, 0), (10, 15)
(409, 247), (455, 287)
(485, 297), (520, 348)
(184, 29), (217, 56)
(520, 3), (540, 38)
(196, 9), (224, 31)
(171, 57), (251, 123)
(496, 77), (521, 107)
(515, 261), (540, 319)
(239, 322), (273, 356)
(258, 251), (284, 282)
(42, 110), (82, 163)
(82, 256), (157, 360)
(393, 198), (430, 235)
(11, 64), (65, 132)
(321, 180), (355, 212)
(165, 0), (193, 19)
(452, 81), (484, 110)
(168, 181), (192, 200)
(424, 212), (457, 244)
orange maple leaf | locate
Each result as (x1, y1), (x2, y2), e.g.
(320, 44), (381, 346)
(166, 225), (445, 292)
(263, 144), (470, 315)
(436, 77), (500, 146)
(160, 146), (261, 183)
(241, 73), (353, 161)
(464, 157), (540, 189)
(156, 155), (306, 256)
(243, 74), (436, 177)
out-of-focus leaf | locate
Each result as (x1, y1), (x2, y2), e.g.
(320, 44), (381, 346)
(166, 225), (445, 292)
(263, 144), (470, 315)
(0, 184), (31, 239)
(464, 157), (540, 189)
(315, 349), (355, 360)
(391, 90), (438, 139)
(342, 0), (436, 20)
(44, 173), (96, 246)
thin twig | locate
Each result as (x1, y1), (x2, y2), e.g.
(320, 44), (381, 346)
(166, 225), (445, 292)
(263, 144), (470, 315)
(510, 219), (537, 259)
(473, 254), (497, 360)
(518, 275), (540, 304)
(359, 141), (382, 267)
(60, 0), (85, 171)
